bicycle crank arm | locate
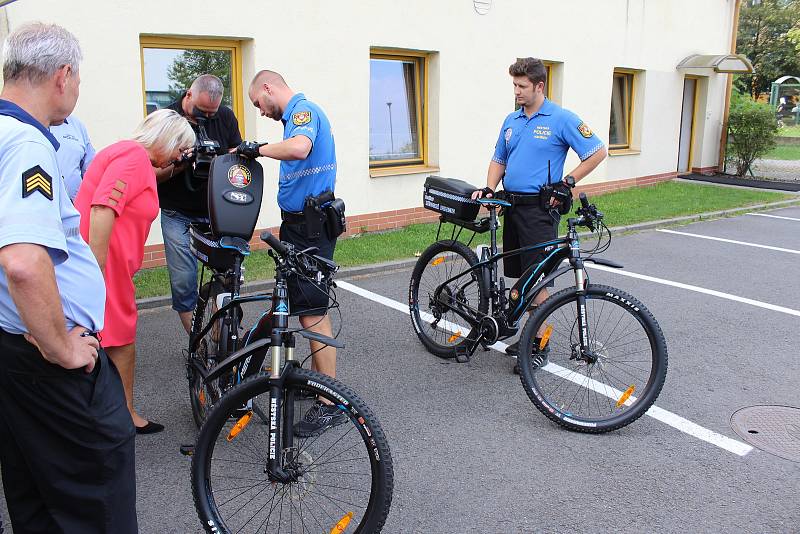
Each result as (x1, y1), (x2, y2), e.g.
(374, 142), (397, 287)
(454, 335), (483, 363)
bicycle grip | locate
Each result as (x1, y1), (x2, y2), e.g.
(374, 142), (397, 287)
(579, 192), (590, 209)
(260, 231), (288, 255)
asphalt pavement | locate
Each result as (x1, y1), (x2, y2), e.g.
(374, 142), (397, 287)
(1, 204), (799, 533)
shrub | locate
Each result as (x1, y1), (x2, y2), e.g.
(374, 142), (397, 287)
(727, 92), (779, 176)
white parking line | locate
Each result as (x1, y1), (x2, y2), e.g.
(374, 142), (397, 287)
(656, 229), (800, 255)
(747, 213), (800, 222)
(587, 264), (800, 318)
(336, 280), (753, 457)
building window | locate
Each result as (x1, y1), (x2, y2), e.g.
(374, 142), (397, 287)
(139, 36), (244, 137)
(609, 69), (634, 150)
(369, 50), (427, 168)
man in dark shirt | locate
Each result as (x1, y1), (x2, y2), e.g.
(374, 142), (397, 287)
(156, 74), (242, 332)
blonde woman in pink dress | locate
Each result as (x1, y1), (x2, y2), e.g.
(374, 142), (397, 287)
(75, 109), (195, 434)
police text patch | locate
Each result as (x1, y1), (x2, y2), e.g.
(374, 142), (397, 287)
(22, 166), (53, 201)
(577, 123), (593, 138)
(292, 111), (311, 126)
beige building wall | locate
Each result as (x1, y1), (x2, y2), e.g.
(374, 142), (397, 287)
(2, 0), (738, 247)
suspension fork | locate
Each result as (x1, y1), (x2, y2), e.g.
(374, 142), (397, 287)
(266, 272), (295, 482)
(570, 234), (593, 360)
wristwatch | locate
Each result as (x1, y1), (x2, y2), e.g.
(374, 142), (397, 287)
(562, 175), (576, 188)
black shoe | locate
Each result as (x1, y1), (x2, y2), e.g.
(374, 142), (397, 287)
(135, 420), (165, 435)
(505, 341), (520, 356)
(512, 345), (550, 375)
(294, 401), (348, 438)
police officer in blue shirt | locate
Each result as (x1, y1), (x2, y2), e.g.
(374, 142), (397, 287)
(0, 23), (137, 533)
(472, 57), (607, 372)
(50, 114), (96, 201)
(237, 69), (345, 436)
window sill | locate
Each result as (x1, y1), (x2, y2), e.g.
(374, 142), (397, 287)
(369, 165), (440, 178)
(608, 149), (641, 157)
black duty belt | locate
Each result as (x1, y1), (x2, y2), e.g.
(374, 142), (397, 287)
(504, 192), (541, 206)
(281, 210), (305, 224)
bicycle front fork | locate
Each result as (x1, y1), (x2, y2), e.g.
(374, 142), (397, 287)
(572, 264), (597, 364)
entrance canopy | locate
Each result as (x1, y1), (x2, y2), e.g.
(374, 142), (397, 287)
(676, 54), (754, 74)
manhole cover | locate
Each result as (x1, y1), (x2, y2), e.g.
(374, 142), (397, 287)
(730, 405), (800, 463)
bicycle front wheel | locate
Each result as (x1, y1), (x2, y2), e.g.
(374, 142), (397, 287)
(192, 368), (394, 533)
(409, 240), (489, 358)
(517, 284), (668, 433)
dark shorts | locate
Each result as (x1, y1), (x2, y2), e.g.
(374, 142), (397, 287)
(279, 221), (337, 317)
(502, 202), (560, 279)
(0, 329), (137, 534)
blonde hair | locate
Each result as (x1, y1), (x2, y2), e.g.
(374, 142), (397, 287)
(131, 109), (195, 160)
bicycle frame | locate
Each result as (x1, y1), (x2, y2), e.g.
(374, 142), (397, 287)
(428, 198), (620, 362)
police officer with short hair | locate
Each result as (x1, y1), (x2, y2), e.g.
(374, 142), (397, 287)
(237, 69), (344, 436)
(473, 57), (607, 373)
(0, 22), (137, 533)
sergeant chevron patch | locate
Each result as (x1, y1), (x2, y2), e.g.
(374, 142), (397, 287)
(22, 166), (53, 201)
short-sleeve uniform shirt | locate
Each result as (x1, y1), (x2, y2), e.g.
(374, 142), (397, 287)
(492, 99), (605, 193)
(0, 100), (105, 334)
(278, 93), (337, 213)
(75, 140), (159, 347)
(51, 115), (96, 201)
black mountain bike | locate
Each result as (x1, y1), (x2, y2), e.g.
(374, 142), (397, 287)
(187, 229), (393, 533)
(409, 192), (668, 433)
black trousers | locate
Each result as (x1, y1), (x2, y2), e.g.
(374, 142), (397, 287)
(279, 221), (337, 316)
(0, 330), (137, 534)
(502, 202), (559, 280)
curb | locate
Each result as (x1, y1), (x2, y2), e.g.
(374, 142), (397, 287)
(136, 197), (800, 311)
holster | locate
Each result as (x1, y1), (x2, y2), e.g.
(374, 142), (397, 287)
(302, 190), (340, 240)
(325, 198), (346, 239)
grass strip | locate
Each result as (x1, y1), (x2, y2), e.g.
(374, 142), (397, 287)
(134, 180), (794, 299)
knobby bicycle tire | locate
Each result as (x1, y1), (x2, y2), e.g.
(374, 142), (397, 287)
(517, 284), (668, 433)
(192, 367), (394, 533)
(189, 280), (226, 428)
(409, 240), (489, 358)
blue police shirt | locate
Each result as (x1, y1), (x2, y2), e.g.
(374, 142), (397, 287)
(278, 93), (336, 212)
(0, 99), (106, 335)
(492, 99), (605, 193)
(51, 115), (96, 201)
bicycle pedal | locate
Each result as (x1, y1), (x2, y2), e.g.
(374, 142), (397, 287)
(454, 348), (470, 363)
(179, 444), (194, 457)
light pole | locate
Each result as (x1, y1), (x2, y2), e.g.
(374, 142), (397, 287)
(386, 102), (394, 156)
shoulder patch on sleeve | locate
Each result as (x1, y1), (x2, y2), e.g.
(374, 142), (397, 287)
(577, 122), (594, 138)
(292, 111), (312, 126)
(22, 165), (54, 201)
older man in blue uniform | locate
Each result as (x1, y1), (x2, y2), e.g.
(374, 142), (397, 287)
(473, 57), (607, 373)
(237, 69), (342, 436)
(0, 23), (137, 533)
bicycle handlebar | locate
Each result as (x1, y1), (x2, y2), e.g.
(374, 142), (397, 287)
(260, 231), (288, 256)
(259, 231), (338, 280)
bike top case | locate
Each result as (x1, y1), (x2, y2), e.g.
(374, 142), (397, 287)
(423, 176), (481, 222)
(207, 153), (264, 240)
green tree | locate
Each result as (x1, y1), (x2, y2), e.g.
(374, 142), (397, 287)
(726, 91), (778, 176)
(735, 0), (800, 99)
(167, 49), (232, 106)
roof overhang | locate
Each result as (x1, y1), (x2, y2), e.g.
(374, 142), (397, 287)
(677, 54), (754, 74)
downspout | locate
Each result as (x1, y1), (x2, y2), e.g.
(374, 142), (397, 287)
(717, 0), (743, 173)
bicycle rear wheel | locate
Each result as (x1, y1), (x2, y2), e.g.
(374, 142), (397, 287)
(188, 280), (226, 428)
(409, 240), (489, 358)
(192, 367), (394, 533)
(517, 284), (668, 433)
